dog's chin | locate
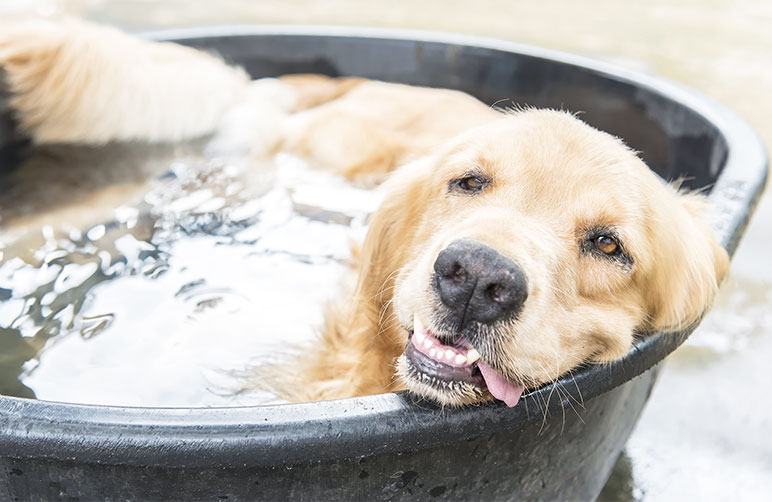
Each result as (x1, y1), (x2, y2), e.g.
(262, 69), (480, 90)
(396, 353), (493, 407)
(396, 313), (527, 407)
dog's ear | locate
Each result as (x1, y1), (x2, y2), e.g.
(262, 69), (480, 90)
(644, 191), (729, 332)
(353, 156), (435, 311)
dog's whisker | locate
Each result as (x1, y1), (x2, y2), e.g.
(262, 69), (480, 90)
(551, 350), (573, 434)
(557, 381), (586, 426)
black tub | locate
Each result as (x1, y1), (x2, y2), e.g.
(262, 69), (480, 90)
(0, 26), (767, 501)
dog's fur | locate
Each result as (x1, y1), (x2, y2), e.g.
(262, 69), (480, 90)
(0, 18), (729, 406)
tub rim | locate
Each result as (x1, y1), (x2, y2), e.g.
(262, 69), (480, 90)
(0, 25), (767, 469)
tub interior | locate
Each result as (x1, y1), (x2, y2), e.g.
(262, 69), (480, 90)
(0, 32), (730, 407)
(176, 33), (728, 187)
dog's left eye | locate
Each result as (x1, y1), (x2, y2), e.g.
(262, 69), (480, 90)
(583, 229), (633, 269)
(594, 235), (619, 255)
(450, 175), (488, 194)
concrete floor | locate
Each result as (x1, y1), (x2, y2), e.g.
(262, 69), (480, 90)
(1, 1), (770, 500)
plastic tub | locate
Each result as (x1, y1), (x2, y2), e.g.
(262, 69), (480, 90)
(0, 26), (767, 501)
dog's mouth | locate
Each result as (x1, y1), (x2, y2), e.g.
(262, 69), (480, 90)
(402, 314), (524, 407)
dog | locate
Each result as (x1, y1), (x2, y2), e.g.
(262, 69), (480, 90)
(0, 18), (729, 407)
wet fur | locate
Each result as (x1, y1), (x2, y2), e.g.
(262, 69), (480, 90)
(0, 18), (729, 406)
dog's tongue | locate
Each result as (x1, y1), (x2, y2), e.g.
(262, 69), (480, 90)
(477, 361), (524, 407)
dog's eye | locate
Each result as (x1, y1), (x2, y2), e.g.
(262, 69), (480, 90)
(583, 229), (632, 269)
(450, 175), (488, 194)
(593, 235), (619, 255)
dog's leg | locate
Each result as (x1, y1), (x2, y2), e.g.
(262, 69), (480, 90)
(0, 18), (251, 144)
(259, 300), (406, 403)
(278, 79), (499, 185)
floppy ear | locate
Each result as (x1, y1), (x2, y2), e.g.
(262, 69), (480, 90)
(352, 156), (435, 311)
(645, 191), (730, 331)
(256, 156), (437, 402)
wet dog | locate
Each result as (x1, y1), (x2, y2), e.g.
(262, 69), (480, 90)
(0, 18), (728, 407)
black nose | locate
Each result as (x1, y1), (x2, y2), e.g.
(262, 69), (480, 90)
(433, 240), (528, 330)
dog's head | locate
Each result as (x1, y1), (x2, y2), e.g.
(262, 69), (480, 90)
(358, 109), (728, 407)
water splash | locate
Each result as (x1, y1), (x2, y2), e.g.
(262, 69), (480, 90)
(0, 145), (376, 407)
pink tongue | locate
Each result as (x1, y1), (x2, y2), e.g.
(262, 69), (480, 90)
(477, 362), (524, 407)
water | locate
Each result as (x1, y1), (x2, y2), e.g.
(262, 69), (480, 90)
(0, 137), (378, 407)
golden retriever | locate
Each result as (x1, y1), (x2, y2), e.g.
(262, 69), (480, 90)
(0, 18), (729, 407)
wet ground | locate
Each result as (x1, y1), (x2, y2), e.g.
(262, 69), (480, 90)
(1, 1), (770, 500)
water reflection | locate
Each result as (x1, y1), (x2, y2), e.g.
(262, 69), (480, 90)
(0, 327), (35, 398)
(597, 452), (640, 502)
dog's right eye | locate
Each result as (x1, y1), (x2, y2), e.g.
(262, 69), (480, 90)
(450, 175), (488, 194)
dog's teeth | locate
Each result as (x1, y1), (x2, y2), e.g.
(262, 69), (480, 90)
(466, 348), (481, 364)
(455, 354), (467, 365)
(445, 349), (455, 361)
(429, 348), (437, 358)
(415, 330), (425, 343)
(423, 339), (433, 349)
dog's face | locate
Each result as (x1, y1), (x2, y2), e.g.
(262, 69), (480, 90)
(360, 110), (728, 407)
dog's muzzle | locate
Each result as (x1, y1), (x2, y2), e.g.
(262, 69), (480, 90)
(433, 239), (528, 331)
(401, 240), (528, 407)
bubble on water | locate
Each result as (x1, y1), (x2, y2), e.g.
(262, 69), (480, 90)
(228, 198), (262, 222)
(21, 359), (38, 374)
(197, 197), (226, 213)
(44, 249), (69, 264)
(113, 234), (156, 266)
(105, 261), (127, 276)
(225, 181), (244, 197)
(15, 311), (43, 339)
(4, 264), (44, 297)
(187, 289), (250, 318)
(169, 160), (191, 177)
(40, 291), (57, 306)
(86, 224), (106, 241)
(223, 165), (240, 178)
(57, 239), (77, 253)
(166, 189), (214, 214)
(175, 279), (206, 298)
(80, 313), (115, 340)
(0, 257), (25, 284)
(115, 206), (139, 229)
(38, 262), (63, 287)
(80, 242), (98, 255)
(52, 304), (75, 330)
(143, 262), (168, 279)
(42, 225), (55, 242)
(53, 262), (100, 294)
(0, 298), (26, 327)
(97, 250), (113, 272)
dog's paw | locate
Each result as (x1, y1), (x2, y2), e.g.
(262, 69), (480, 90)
(0, 18), (66, 70)
(0, 17), (251, 144)
(0, 18), (105, 141)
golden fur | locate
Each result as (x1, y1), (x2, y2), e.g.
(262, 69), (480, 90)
(0, 18), (729, 406)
